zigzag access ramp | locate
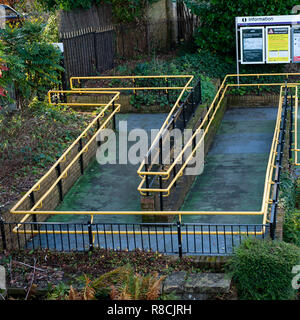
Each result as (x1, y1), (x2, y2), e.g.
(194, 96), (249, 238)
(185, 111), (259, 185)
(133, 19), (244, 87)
(7, 73), (300, 255)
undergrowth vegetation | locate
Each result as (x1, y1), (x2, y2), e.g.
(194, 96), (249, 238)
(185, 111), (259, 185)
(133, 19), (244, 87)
(0, 101), (93, 207)
(226, 238), (300, 300)
(279, 171), (300, 246)
(47, 264), (165, 300)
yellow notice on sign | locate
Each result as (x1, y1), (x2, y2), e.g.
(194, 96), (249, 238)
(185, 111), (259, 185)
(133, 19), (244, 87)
(267, 26), (290, 63)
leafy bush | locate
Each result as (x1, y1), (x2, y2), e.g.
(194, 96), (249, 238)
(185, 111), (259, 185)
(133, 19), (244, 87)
(175, 51), (234, 79)
(0, 20), (63, 108)
(279, 172), (300, 246)
(114, 54), (220, 107)
(225, 238), (300, 300)
(284, 210), (300, 246)
(185, 0), (298, 55)
(43, 12), (59, 43)
(39, 0), (158, 22)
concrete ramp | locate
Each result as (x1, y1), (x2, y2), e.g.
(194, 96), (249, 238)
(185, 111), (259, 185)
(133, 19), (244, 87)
(181, 107), (278, 225)
(49, 113), (167, 224)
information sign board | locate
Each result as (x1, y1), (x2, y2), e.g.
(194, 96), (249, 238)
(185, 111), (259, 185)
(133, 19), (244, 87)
(240, 27), (264, 64)
(266, 26), (290, 63)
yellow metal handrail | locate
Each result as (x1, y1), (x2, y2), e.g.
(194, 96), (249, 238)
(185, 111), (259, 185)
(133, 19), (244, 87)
(69, 75), (195, 161)
(10, 87), (292, 239)
(9, 74), (299, 239)
(137, 82), (289, 194)
(70, 75), (194, 91)
(137, 72), (300, 178)
(10, 91), (121, 218)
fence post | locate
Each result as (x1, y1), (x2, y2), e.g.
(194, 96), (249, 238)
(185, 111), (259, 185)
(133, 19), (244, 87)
(199, 79), (202, 105)
(97, 119), (101, 147)
(93, 32), (99, 72)
(289, 91), (293, 161)
(270, 217), (276, 240)
(177, 220), (182, 258)
(88, 220), (94, 252)
(145, 163), (150, 196)
(191, 89), (195, 117)
(269, 83), (288, 240)
(78, 138), (84, 174)
(0, 214), (7, 251)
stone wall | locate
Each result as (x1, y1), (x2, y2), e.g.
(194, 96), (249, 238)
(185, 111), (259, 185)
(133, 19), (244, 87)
(68, 94), (173, 114)
(162, 271), (233, 300)
(227, 94), (278, 108)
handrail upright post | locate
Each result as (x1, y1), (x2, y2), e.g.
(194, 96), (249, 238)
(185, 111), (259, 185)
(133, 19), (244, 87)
(97, 119), (101, 147)
(172, 118), (177, 187)
(159, 136), (164, 211)
(56, 161), (63, 202)
(145, 163), (149, 196)
(29, 192), (37, 230)
(207, 105), (210, 123)
(78, 138), (84, 174)
(177, 220), (183, 258)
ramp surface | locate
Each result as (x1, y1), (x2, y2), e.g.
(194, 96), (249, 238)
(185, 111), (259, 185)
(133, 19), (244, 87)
(49, 113), (167, 223)
(181, 107), (278, 224)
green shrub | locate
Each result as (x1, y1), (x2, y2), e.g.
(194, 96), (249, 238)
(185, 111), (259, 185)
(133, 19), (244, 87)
(225, 238), (300, 300)
(43, 12), (59, 43)
(185, 0), (298, 55)
(278, 172), (300, 246)
(0, 20), (63, 108)
(283, 210), (300, 246)
(39, 0), (159, 22)
(125, 54), (220, 107)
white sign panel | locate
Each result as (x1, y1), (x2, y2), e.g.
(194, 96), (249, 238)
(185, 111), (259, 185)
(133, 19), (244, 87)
(292, 28), (300, 63)
(240, 27), (265, 64)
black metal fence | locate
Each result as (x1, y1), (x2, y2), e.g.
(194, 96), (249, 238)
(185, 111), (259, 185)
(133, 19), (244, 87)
(142, 79), (203, 210)
(269, 83), (292, 239)
(0, 82), (293, 256)
(0, 219), (269, 256)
